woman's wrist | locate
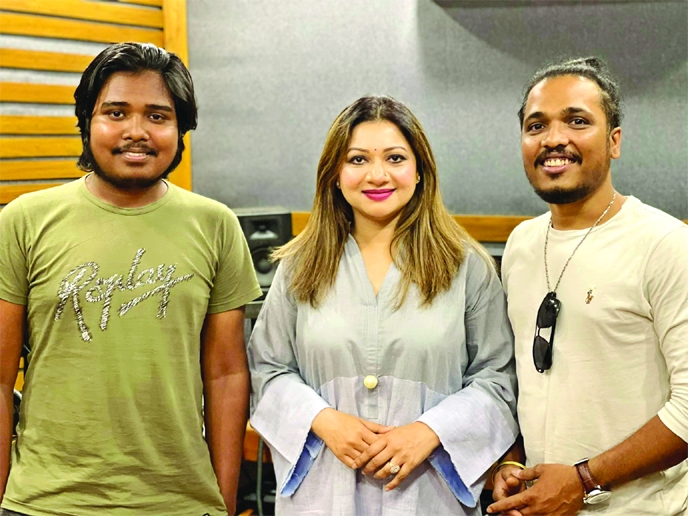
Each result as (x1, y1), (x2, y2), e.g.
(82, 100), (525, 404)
(410, 421), (441, 453)
(311, 407), (336, 438)
(491, 460), (526, 484)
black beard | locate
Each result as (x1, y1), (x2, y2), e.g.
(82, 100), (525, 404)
(529, 142), (613, 206)
(533, 183), (595, 205)
(528, 153), (612, 205)
(84, 142), (182, 191)
(91, 160), (169, 190)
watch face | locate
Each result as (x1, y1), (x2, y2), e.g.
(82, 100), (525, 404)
(585, 489), (612, 504)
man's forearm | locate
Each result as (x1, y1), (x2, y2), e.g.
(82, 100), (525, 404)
(0, 385), (14, 500)
(204, 371), (250, 512)
(0, 300), (25, 501)
(589, 415), (688, 489)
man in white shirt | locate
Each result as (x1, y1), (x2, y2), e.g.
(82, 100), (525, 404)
(488, 57), (688, 515)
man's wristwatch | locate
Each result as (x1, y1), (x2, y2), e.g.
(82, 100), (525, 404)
(574, 458), (611, 505)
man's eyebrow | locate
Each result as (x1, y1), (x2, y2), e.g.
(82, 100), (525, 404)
(562, 106), (590, 116)
(146, 104), (174, 113)
(523, 111), (545, 124)
(98, 101), (174, 113)
(524, 107), (591, 124)
(99, 101), (129, 109)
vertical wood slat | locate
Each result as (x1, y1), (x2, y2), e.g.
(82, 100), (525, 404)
(163, 0), (192, 190)
(169, 133), (192, 190)
(163, 0), (189, 64)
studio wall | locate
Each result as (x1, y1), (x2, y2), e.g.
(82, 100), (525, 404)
(187, 0), (687, 219)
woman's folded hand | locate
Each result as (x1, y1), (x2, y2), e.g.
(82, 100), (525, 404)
(353, 421), (440, 491)
(311, 408), (394, 469)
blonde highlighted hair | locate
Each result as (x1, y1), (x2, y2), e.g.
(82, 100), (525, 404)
(273, 95), (494, 307)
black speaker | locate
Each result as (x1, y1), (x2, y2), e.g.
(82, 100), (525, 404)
(234, 207), (292, 297)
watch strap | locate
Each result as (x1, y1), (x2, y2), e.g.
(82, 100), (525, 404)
(574, 458), (600, 494)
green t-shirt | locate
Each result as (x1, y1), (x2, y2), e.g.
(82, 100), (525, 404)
(0, 177), (261, 516)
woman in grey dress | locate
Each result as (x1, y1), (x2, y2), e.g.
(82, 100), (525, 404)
(248, 95), (518, 515)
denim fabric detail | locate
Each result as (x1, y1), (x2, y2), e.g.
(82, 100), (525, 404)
(281, 431), (323, 496)
(427, 446), (474, 507)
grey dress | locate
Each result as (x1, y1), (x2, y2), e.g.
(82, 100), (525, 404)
(248, 236), (518, 515)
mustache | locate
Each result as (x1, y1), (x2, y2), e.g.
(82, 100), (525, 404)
(112, 144), (158, 157)
(536, 148), (581, 166)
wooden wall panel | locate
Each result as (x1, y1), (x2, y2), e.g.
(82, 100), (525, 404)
(0, 160), (83, 181)
(162, 0), (192, 189)
(0, 83), (76, 104)
(0, 12), (164, 46)
(0, 183), (63, 205)
(0, 49), (94, 73)
(0, 116), (79, 135)
(118, 0), (163, 6)
(291, 211), (531, 242)
(2, 0), (164, 28)
(454, 214), (531, 242)
(291, 211), (687, 242)
(163, 0), (190, 63)
(0, 137), (82, 159)
(169, 133), (192, 190)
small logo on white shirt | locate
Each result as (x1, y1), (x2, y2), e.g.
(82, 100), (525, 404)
(585, 287), (595, 304)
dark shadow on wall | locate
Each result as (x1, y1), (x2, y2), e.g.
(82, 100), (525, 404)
(424, 1), (687, 96)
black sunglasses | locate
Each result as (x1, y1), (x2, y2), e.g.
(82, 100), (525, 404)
(533, 292), (561, 373)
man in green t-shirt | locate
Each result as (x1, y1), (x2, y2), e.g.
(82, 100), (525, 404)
(0, 42), (261, 516)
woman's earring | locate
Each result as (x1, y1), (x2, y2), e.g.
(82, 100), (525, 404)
(335, 181), (341, 189)
(416, 175), (421, 184)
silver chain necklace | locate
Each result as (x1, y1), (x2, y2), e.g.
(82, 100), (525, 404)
(545, 192), (617, 293)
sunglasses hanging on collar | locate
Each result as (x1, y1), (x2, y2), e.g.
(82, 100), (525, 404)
(534, 192), (617, 373)
(532, 291), (561, 373)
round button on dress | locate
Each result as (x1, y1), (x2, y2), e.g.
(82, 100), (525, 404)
(363, 375), (378, 390)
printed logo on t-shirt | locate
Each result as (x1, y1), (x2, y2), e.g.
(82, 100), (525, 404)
(55, 248), (194, 342)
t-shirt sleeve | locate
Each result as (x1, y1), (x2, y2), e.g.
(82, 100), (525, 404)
(0, 199), (29, 305)
(648, 226), (688, 442)
(206, 207), (262, 313)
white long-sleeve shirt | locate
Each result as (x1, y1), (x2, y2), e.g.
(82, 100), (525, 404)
(502, 196), (688, 515)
